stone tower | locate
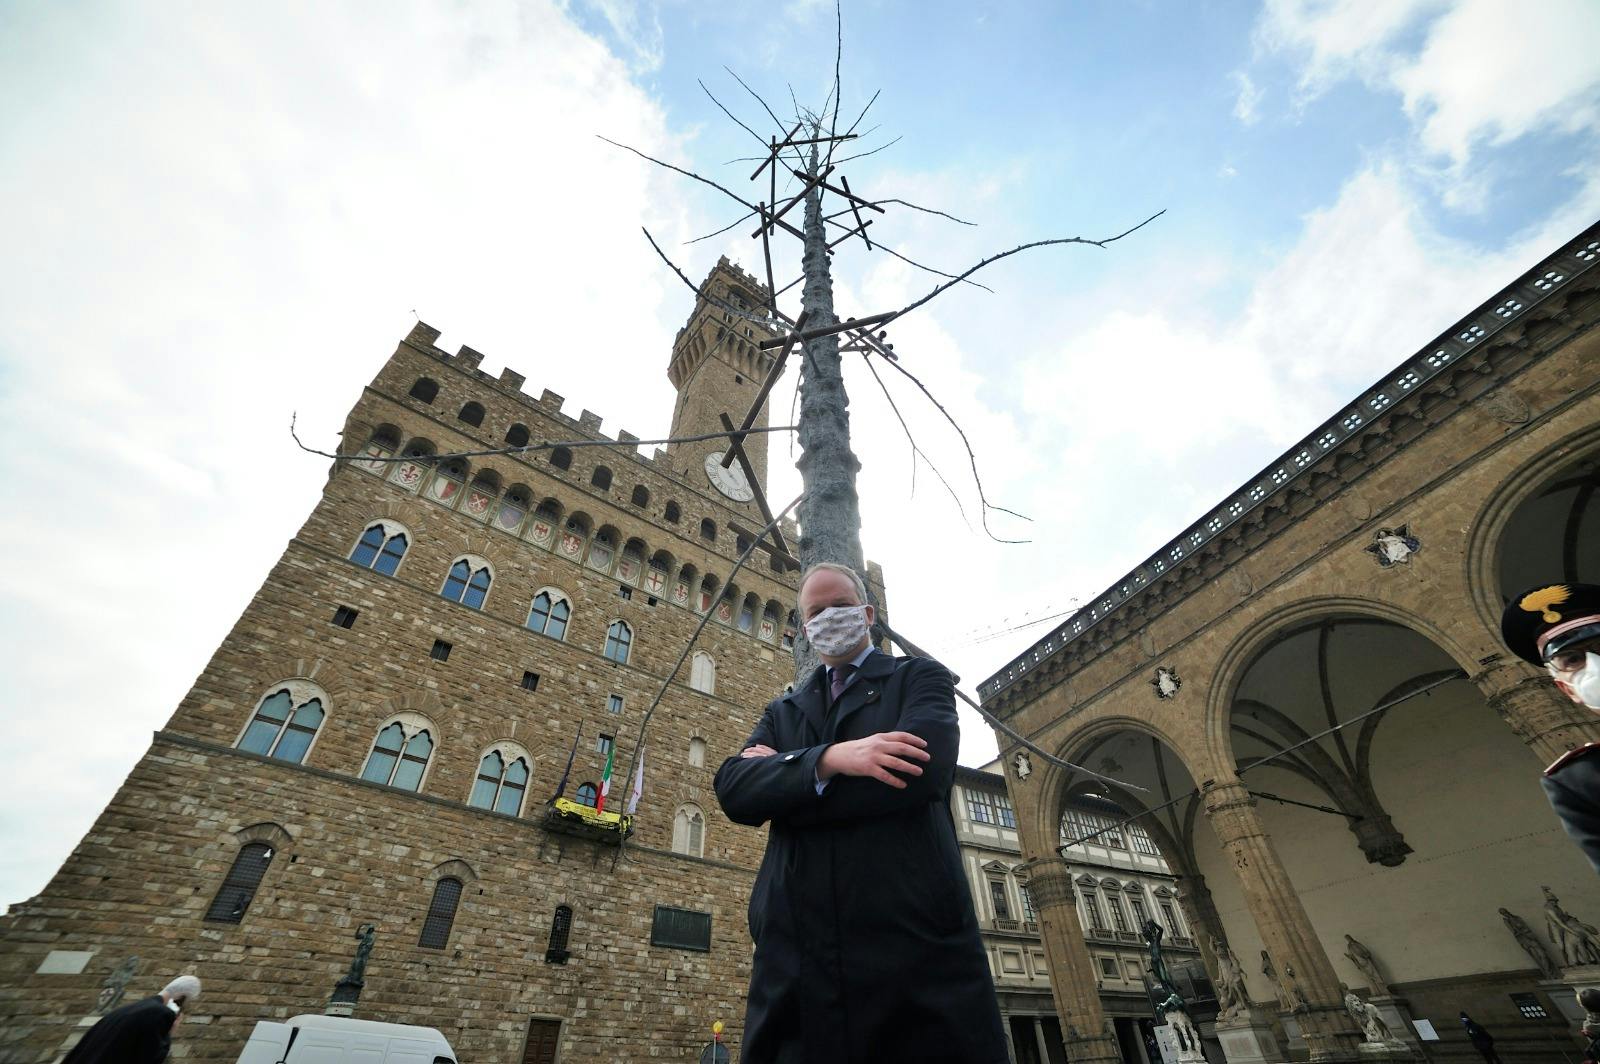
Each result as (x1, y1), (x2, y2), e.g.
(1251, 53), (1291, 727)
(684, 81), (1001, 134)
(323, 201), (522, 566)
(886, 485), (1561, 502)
(0, 278), (861, 1062)
(666, 257), (782, 497)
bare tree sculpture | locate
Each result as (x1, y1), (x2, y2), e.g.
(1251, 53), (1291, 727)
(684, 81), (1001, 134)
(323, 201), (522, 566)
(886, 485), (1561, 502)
(603, 7), (1160, 685)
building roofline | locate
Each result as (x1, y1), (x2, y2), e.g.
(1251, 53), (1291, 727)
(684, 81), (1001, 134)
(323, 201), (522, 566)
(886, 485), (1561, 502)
(980, 221), (1600, 703)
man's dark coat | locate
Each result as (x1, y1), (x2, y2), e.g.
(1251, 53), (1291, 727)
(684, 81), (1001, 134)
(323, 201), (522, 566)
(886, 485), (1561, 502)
(714, 649), (1008, 1064)
(63, 996), (176, 1064)
(1544, 742), (1600, 874)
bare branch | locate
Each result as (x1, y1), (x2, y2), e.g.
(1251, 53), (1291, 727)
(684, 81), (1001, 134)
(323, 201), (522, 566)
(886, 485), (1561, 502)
(867, 340), (1033, 543)
(824, 88), (880, 168)
(822, 216), (992, 292)
(888, 209), (1166, 322)
(685, 209), (759, 245)
(640, 227), (790, 331)
(725, 66), (791, 142)
(598, 135), (806, 242)
(875, 198), (977, 226)
(699, 78), (770, 150)
(858, 352), (972, 528)
(830, 134), (902, 166)
(829, 0), (843, 139)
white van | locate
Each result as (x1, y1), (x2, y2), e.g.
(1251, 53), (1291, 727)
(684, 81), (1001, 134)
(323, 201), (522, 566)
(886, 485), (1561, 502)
(236, 1014), (457, 1064)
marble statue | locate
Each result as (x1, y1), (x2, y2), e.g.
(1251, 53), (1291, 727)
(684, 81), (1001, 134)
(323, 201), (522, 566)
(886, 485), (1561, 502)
(1345, 991), (1399, 1045)
(1543, 887), (1600, 967)
(1500, 907), (1560, 979)
(1013, 751), (1032, 781)
(1210, 936), (1250, 1021)
(1261, 949), (1287, 1007)
(1344, 934), (1391, 997)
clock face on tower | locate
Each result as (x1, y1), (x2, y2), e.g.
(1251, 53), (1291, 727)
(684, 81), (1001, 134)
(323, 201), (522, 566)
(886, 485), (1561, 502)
(704, 452), (755, 502)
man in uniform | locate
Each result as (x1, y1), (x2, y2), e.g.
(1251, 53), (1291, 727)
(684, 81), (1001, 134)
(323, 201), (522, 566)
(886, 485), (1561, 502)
(715, 562), (1008, 1063)
(1501, 582), (1600, 873)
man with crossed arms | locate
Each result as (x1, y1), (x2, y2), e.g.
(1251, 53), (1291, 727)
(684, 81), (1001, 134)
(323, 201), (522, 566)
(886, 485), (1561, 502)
(716, 562), (1007, 1064)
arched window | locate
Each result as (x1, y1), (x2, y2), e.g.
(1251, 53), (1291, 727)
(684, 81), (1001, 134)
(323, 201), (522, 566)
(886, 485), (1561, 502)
(630, 485), (650, 507)
(782, 609), (798, 650)
(237, 685), (326, 764)
(664, 501), (681, 523)
(672, 804), (705, 857)
(419, 877), (462, 948)
(760, 602), (781, 642)
(591, 466), (612, 491)
(457, 401), (485, 427)
(527, 589), (572, 640)
(549, 446), (572, 470)
(408, 377), (439, 404)
(736, 534), (752, 555)
(700, 518), (716, 542)
(688, 736), (707, 768)
(575, 782), (598, 808)
(469, 746), (531, 816)
(441, 557), (492, 609)
(506, 423), (530, 448)
(690, 652), (716, 695)
(357, 425), (401, 473)
(204, 842), (274, 923)
(349, 521), (408, 576)
(739, 593), (758, 633)
(360, 721), (434, 792)
(604, 621), (632, 664)
(546, 904), (573, 964)
(496, 486), (531, 535)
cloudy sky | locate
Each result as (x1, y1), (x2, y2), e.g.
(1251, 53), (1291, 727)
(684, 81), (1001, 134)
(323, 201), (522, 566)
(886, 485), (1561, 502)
(1, 0), (1597, 907)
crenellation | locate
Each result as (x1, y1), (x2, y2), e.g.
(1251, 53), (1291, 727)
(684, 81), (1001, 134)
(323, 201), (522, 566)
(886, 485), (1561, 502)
(578, 409), (602, 434)
(499, 368), (525, 391)
(455, 345), (485, 371)
(539, 389), (564, 412)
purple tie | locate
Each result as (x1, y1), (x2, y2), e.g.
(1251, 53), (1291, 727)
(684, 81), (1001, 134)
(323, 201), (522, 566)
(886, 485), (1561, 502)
(830, 664), (855, 702)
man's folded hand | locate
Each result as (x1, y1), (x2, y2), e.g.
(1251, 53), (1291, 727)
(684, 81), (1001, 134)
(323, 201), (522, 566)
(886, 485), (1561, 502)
(817, 731), (931, 788)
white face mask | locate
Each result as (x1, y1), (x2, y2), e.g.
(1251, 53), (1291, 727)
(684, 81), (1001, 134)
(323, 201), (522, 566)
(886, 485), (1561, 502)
(804, 604), (871, 657)
(1568, 652), (1600, 710)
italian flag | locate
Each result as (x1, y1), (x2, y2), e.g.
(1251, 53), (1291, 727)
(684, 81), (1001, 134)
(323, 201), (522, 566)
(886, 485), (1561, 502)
(596, 741), (616, 815)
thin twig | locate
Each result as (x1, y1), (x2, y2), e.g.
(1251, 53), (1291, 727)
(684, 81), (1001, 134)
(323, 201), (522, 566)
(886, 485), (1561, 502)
(875, 198), (977, 226)
(824, 88), (880, 169)
(290, 413), (796, 466)
(829, 0), (843, 141)
(824, 216), (992, 291)
(685, 209), (759, 245)
(830, 134), (902, 166)
(699, 78), (769, 151)
(873, 346), (1032, 542)
(641, 227), (790, 331)
(597, 135), (804, 242)
(890, 210), (1166, 322)
(859, 353), (972, 529)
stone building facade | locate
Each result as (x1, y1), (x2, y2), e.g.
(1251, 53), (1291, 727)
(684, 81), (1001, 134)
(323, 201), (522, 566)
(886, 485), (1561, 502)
(0, 258), (887, 1063)
(954, 765), (1212, 1064)
(980, 224), (1600, 1063)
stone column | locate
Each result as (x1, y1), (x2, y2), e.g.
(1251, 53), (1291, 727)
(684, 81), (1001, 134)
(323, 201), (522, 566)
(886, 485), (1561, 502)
(1175, 872), (1224, 973)
(1201, 780), (1364, 1063)
(1475, 667), (1600, 765)
(1027, 858), (1121, 1064)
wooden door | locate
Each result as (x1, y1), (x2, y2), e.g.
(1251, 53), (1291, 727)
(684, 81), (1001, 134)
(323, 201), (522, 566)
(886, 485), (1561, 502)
(521, 1018), (562, 1064)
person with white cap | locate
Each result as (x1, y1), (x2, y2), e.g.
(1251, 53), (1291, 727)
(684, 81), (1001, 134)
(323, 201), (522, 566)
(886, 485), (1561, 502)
(1501, 582), (1600, 873)
(63, 973), (200, 1064)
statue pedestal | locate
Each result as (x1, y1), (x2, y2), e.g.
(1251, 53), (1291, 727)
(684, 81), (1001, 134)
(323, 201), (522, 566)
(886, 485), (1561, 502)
(1355, 1040), (1416, 1061)
(1152, 1023), (1208, 1064)
(1367, 995), (1426, 1056)
(326, 974), (363, 1017)
(1538, 965), (1600, 1032)
(1276, 1011), (1305, 1056)
(1214, 1008), (1284, 1064)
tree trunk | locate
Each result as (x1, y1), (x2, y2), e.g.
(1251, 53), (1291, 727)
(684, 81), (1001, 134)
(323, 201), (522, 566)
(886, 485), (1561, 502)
(793, 143), (867, 682)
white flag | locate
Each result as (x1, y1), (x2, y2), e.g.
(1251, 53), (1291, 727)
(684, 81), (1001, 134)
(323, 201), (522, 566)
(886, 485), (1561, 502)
(626, 746), (645, 814)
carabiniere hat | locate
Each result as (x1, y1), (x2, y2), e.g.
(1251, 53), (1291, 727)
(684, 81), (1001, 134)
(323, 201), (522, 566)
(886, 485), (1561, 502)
(1501, 583), (1600, 665)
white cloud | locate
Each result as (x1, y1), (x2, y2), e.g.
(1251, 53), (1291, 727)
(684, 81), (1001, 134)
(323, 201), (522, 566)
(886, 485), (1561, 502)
(1231, 70), (1264, 125)
(1253, 0), (1600, 164)
(0, 0), (701, 907)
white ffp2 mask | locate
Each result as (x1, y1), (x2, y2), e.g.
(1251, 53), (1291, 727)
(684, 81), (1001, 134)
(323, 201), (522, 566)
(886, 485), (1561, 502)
(804, 605), (870, 657)
(1569, 652), (1600, 710)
